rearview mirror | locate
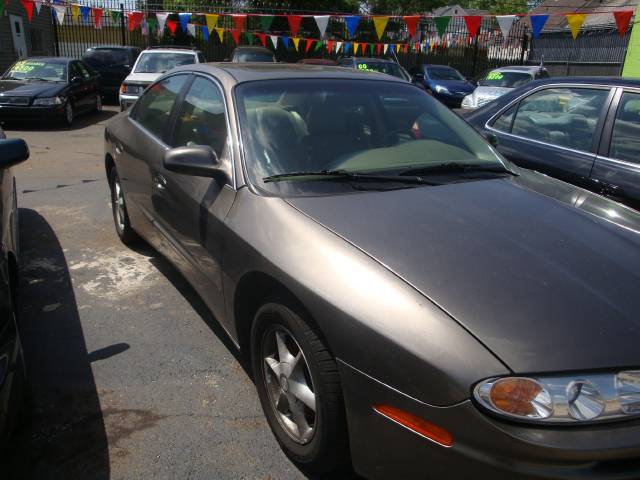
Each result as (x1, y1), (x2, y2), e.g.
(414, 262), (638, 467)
(0, 138), (29, 169)
(163, 145), (228, 182)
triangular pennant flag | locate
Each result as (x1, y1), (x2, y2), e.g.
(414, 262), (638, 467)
(141, 19), (149, 37)
(34, 0), (41, 14)
(93, 8), (103, 28)
(128, 11), (144, 32)
(464, 16), (482, 40)
(270, 35), (279, 48)
(246, 32), (254, 44)
(327, 40), (334, 52)
(80, 5), (90, 23)
(156, 12), (168, 31)
(257, 32), (267, 47)
(288, 15), (303, 37)
(373, 16), (389, 40)
(566, 13), (586, 40)
(344, 42), (351, 54)
(496, 15), (516, 39)
(20, 0), (34, 22)
(111, 10), (121, 23)
(201, 25), (209, 41)
(383, 43), (389, 54)
(187, 23), (196, 37)
(614, 11), (633, 38)
(232, 14), (246, 31)
(353, 42), (360, 54)
(376, 43), (382, 56)
(282, 36), (290, 49)
(260, 15), (274, 32)
(344, 16), (360, 38)
(314, 40), (323, 52)
(292, 37), (300, 51)
(216, 28), (225, 42)
(71, 4), (79, 22)
(434, 16), (450, 38)
(205, 14), (218, 33)
(230, 29), (241, 45)
(530, 15), (549, 39)
(404, 16), (420, 38)
(167, 19), (178, 35)
(402, 44), (408, 53)
(336, 41), (343, 53)
(178, 12), (191, 33)
(305, 39), (313, 53)
(147, 16), (157, 33)
(314, 15), (330, 38)
(53, 5), (66, 24)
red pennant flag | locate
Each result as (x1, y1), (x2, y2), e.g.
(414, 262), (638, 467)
(327, 40), (334, 52)
(256, 32), (267, 47)
(376, 43), (382, 56)
(362, 43), (368, 54)
(20, 0), (33, 22)
(403, 16), (420, 38)
(288, 15), (303, 37)
(128, 11), (144, 31)
(166, 19), (178, 35)
(401, 43), (408, 53)
(464, 15), (482, 40)
(613, 10), (633, 38)
(414, 42), (420, 52)
(93, 8), (103, 28)
(232, 14), (246, 31)
(230, 29), (241, 45)
(305, 39), (313, 53)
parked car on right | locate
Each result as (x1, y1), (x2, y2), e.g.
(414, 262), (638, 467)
(466, 77), (640, 210)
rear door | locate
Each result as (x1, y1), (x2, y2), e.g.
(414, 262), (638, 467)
(486, 85), (613, 189)
(590, 88), (640, 210)
(68, 62), (87, 109)
(77, 61), (99, 107)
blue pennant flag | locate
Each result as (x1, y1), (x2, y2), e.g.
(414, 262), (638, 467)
(80, 5), (91, 23)
(178, 12), (191, 33)
(344, 16), (361, 38)
(530, 15), (549, 39)
(344, 42), (351, 54)
(201, 25), (209, 41)
(282, 35), (289, 49)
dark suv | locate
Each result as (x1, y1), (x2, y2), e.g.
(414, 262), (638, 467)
(82, 46), (141, 99)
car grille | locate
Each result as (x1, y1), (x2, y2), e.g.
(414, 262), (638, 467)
(0, 96), (30, 106)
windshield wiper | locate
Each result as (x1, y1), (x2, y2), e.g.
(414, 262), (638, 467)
(399, 162), (518, 177)
(263, 169), (438, 185)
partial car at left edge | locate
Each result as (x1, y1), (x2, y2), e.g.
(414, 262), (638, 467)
(105, 64), (640, 479)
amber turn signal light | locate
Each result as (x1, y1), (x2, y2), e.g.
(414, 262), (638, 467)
(373, 404), (453, 447)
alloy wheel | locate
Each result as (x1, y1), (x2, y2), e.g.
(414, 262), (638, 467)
(113, 177), (126, 232)
(261, 325), (317, 445)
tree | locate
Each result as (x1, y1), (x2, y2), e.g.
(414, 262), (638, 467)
(459, 0), (528, 14)
(363, 0), (447, 14)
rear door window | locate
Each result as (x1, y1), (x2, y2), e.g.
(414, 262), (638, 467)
(132, 74), (189, 140)
(609, 92), (640, 163)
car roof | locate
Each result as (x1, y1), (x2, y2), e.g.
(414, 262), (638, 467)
(172, 63), (407, 84)
(232, 46), (273, 52)
(526, 76), (640, 88)
(343, 57), (397, 64)
(86, 45), (140, 51)
(424, 64), (459, 69)
(20, 57), (73, 63)
(490, 65), (545, 73)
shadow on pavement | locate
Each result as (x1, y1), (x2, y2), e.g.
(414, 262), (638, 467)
(5, 208), (110, 480)
(1, 109), (116, 133)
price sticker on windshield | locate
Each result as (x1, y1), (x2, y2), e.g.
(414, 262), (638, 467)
(11, 60), (45, 73)
(486, 71), (504, 80)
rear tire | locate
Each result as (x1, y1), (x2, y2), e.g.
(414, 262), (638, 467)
(251, 300), (350, 475)
(108, 167), (140, 246)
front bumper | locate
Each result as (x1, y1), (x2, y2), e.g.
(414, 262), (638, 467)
(339, 360), (640, 479)
(0, 104), (67, 122)
(119, 93), (140, 111)
(433, 92), (468, 108)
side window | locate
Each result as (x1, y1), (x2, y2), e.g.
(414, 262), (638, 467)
(491, 104), (517, 133)
(77, 62), (91, 79)
(133, 75), (188, 139)
(69, 62), (82, 80)
(609, 92), (640, 164)
(510, 87), (609, 152)
(172, 77), (227, 158)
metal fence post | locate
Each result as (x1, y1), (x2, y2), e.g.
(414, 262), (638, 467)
(520, 34), (528, 65)
(120, 3), (126, 46)
(52, 6), (60, 57)
(471, 36), (479, 77)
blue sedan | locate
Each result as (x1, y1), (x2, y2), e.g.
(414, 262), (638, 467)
(410, 64), (476, 107)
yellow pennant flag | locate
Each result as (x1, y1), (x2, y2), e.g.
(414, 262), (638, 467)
(373, 16), (389, 40)
(292, 37), (300, 51)
(566, 13), (586, 40)
(71, 4), (80, 22)
(215, 27), (225, 42)
(205, 14), (219, 33)
(353, 42), (360, 54)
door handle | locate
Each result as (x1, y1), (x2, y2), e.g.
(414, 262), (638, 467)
(115, 144), (123, 155)
(154, 174), (167, 191)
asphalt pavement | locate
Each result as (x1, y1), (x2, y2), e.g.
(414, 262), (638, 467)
(1, 106), (310, 480)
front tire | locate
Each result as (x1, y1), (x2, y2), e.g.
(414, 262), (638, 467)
(63, 102), (74, 126)
(251, 301), (350, 474)
(109, 167), (139, 246)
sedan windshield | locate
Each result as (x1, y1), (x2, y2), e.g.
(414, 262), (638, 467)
(135, 52), (195, 73)
(3, 59), (66, 82)
(236, 79), (506, 195)
(427, 67), (465, 81)
(479, 71), (532, 88)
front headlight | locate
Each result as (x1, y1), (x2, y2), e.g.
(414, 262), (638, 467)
(435, 85), (449, 94)
(33, 96), (63, 106)
(461, 95), (475, 108)
(474, 370), (640, 424)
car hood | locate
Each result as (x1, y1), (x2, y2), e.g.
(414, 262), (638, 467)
(466, 86), (512, 107)
(286, 175), (640, 373)
(431, 79), (475, 93)
(123, 72), (160, 84)
(0, 80), (65, 97)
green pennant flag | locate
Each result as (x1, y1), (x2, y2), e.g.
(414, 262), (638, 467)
(314, 40), (323, 51)
(246, 32), (254, 44)
(147, 16), (157, 33)
(260, 15), (274, 32)
(434, 16), (450, 37)
(111, 10), (121, 23)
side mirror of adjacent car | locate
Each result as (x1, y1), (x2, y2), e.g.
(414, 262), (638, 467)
(71, 76), (83, 84)
(163, 145), (228, 182)
(466, 77), (478, 86)
(0, 138), (29, 169)
(486, 133), (499, 148)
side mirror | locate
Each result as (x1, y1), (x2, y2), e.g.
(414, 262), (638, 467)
(71, 76), (83, 84)
(163, 145), (228, 182)
(486, 132), (499, 148)
(466, 77), (477, 86)
(0, 138), (29, 169)
(413, 72), (425, 80)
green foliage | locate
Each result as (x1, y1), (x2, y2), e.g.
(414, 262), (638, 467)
(459, 0), (528, 14)
(363, 0), (447, 14)
(242, 0), (361, 13)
